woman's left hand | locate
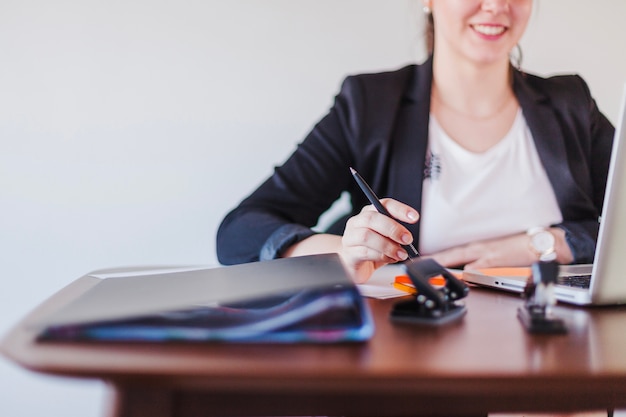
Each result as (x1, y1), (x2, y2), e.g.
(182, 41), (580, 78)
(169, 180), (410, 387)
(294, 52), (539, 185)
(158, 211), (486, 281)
(428, 228), (573, 270)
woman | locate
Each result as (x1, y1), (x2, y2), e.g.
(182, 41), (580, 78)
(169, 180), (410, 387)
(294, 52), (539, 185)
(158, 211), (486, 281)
(216, 0), (615, 284)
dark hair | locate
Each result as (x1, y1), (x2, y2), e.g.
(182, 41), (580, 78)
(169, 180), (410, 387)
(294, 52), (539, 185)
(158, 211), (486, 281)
(425, 12), (435, 55)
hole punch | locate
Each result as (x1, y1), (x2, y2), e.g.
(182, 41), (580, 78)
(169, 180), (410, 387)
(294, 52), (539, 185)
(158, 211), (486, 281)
(517, 261), (567, 334)
(390, 259), (469, 326)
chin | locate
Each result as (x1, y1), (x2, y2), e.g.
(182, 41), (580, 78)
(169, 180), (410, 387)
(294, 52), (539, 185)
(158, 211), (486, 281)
(465, 49), (513, 67)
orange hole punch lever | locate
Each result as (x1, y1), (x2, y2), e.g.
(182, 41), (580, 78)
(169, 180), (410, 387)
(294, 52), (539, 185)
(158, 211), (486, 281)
(390, 259), (469, 326)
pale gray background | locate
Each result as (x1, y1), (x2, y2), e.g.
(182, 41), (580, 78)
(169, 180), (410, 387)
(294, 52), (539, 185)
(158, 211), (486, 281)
(1, 1), (626, 416)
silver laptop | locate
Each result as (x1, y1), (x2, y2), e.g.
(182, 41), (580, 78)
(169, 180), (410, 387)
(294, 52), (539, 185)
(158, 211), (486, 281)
(464, 86), (626, 306)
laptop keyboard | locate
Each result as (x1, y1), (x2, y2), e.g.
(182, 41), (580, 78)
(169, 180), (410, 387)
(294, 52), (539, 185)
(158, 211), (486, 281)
(557, 274), (592, 289)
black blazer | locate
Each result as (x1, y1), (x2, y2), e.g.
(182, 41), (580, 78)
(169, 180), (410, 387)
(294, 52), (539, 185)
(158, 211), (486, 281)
(217, 58), (615, 265)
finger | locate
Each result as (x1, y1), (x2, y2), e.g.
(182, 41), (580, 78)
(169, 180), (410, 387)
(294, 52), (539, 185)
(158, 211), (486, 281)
(430, 245), (480, 269)
(350, 209), (414, 249)
(379, 198), (420, 224)
(464, 259), (491, 271)
(342, 226), (409, 263)
(343, 215), (410, 262)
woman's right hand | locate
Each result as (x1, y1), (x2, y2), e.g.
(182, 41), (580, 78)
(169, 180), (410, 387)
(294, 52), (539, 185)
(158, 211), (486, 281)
(340, 198), (419, 283)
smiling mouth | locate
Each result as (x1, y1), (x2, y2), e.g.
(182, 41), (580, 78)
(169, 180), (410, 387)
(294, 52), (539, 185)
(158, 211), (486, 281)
(472, 24), (507, 36)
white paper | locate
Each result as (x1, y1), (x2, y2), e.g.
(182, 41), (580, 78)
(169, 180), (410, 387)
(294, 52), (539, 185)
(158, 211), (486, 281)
(357, 264), (408, 299)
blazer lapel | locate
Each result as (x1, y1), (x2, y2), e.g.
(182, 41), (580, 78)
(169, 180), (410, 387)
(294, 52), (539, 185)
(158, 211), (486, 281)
(514, 71), (580, 218)
(387, 58), (433, 239)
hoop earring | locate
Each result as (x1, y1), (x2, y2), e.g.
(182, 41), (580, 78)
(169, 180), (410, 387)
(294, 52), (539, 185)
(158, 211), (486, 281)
(510, 44), (523, 71)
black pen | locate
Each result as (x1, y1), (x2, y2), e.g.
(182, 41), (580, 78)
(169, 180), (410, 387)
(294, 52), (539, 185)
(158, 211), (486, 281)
(349, 167), (420, 258)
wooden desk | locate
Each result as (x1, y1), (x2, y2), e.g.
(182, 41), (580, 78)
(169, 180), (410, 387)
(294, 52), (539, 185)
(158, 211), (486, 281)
(3, 273), (626, 417)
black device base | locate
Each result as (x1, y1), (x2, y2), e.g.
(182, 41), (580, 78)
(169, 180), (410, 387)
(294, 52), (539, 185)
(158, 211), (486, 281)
(518, 261), (568, 334)
(391, 300), (467, 326)
(517, 306), (567, 334)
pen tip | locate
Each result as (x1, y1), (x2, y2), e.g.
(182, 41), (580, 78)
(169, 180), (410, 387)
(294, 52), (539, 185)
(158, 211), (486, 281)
(349, 166), (356, 174)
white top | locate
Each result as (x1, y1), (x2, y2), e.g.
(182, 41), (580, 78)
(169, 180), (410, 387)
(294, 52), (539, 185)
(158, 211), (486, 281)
(419, 110), (563, 255)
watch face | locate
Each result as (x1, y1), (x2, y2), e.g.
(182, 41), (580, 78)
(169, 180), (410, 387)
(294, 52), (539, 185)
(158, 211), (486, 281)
(529, 229), (557, 261)
(532, 231), (555, 252)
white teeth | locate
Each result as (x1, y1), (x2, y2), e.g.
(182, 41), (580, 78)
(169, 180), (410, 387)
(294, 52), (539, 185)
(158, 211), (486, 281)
(473, 24), (506, 36)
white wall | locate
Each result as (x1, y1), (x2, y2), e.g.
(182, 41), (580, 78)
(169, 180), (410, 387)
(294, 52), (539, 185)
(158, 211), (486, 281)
(1, 1), (625, 416)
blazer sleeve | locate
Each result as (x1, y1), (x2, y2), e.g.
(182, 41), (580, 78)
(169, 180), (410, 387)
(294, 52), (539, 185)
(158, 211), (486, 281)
(215, 76), (367, 265)
(555, 75), (615, 263)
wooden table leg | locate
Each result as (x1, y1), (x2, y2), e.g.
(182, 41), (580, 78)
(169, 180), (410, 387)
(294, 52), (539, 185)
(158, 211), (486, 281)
(105, 383), (175, 417)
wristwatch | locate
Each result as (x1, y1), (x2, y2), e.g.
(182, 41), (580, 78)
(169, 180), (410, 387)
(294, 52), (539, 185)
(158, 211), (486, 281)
(527, 227), (557, 262)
